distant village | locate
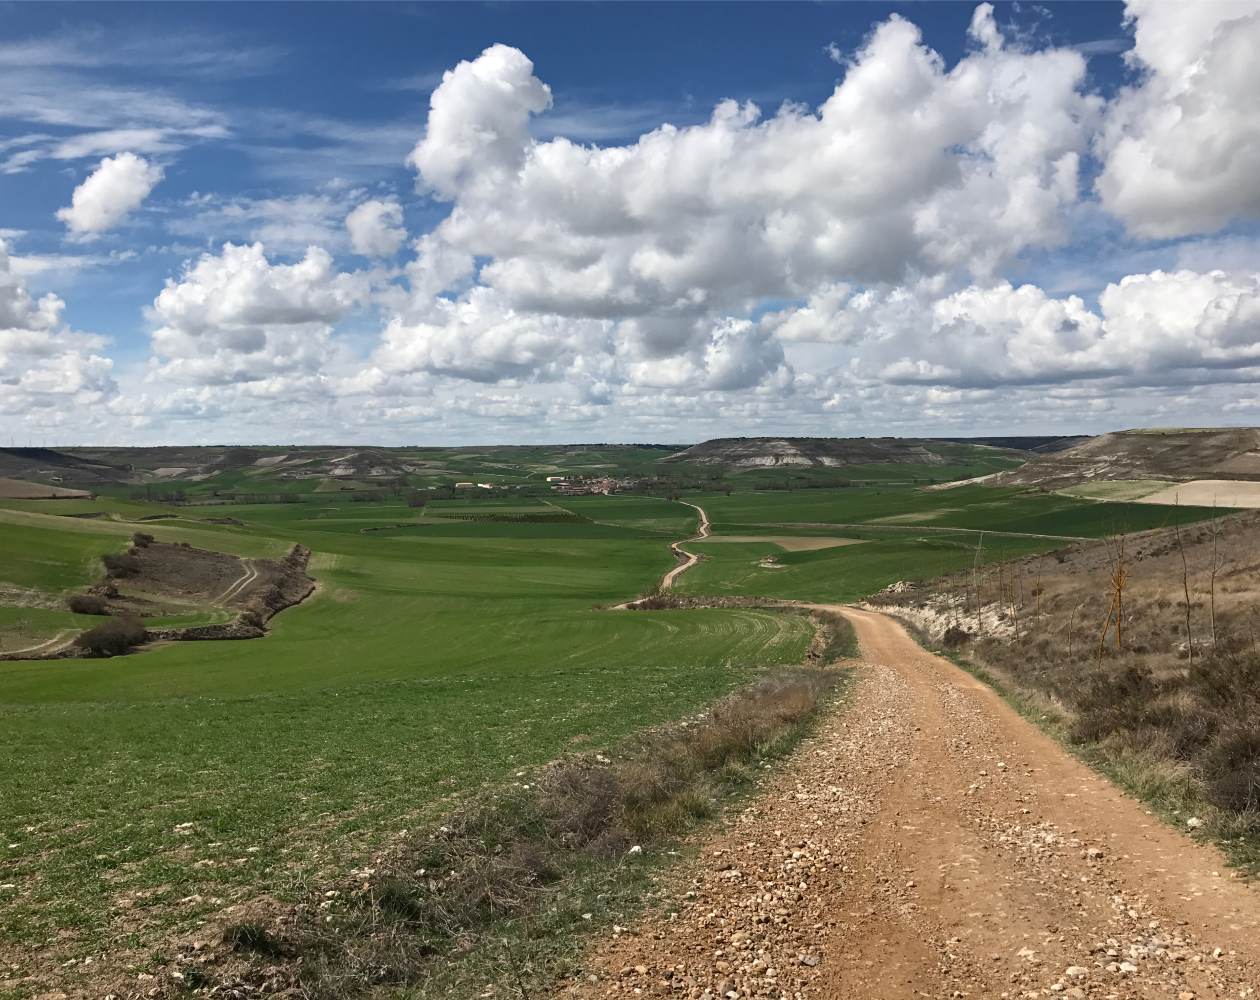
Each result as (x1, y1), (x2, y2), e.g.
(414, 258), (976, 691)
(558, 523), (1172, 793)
(446, 474), (617, 496)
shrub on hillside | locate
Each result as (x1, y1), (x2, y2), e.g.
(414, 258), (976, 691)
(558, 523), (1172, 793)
(102, 552), (142, 577)
(132, 531), (154, 547)
(67, 594), (109, 615)
(73, 616), (146, 656)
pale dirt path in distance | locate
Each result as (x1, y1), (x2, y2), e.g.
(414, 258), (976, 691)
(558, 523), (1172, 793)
(1, 628), (74, 655)
(561, 607), (1260, 1000)
(216, 560), (258, 605)
(662, 502), (711, 590)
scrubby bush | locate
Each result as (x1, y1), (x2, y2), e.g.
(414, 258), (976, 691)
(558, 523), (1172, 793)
(132, 531), (154, 547)
(73, 616), (146, 656)
(67, 594), (109, 615)
(101, 552), (141, 577)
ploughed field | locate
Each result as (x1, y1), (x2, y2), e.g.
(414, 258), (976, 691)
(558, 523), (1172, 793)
(0, 481), (1223, 990)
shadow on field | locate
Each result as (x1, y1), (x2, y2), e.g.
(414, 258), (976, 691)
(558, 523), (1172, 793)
(215, 668), (845, 999)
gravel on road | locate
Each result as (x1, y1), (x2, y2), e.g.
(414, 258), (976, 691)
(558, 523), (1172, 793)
(560, 607), (1260, 1000)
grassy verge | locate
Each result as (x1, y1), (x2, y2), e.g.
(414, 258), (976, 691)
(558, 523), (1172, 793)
(197, 668), (852, 1000)
(885, 613), (1260, 880)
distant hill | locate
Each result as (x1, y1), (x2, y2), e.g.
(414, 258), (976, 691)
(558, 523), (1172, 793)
(0, 447), (131, 487)
(659, 436), (1027, 469)
(936, 436), (1092, 455)
(987, 428), (1260, 490)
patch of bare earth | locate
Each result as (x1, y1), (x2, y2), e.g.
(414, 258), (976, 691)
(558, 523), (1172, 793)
(561, 609), (1260, 1000)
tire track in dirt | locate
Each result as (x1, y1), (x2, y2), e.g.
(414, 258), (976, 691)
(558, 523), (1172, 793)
(562, 606), (1260, 1000)
(216, 561), (258, 606)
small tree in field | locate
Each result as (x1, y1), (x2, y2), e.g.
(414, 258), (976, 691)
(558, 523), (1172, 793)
(407, 491), (427, 508)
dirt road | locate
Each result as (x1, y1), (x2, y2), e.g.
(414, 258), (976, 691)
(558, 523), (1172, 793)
(662, 502), (712, 590)
(564, 607), (1260, 1000)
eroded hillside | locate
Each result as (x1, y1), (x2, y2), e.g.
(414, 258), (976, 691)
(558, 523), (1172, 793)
(988, 427), (1260, 490)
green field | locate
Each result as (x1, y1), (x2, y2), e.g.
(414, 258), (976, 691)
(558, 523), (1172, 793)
(0, 660), (782, 948)
(0, 463), (1224, 975)
(0, 490), (817, 957)
(695, 483), (1214, 536)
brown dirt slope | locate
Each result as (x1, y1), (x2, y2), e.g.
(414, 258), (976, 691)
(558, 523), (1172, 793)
(565, 609), (1260, 1000)
(989, 427), (1260, 490)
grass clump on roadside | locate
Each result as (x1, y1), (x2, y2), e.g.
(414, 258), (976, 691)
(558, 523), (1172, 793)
(230, 669), (846, 1000)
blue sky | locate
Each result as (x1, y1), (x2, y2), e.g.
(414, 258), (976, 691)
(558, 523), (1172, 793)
(2, 1), (1259, 444)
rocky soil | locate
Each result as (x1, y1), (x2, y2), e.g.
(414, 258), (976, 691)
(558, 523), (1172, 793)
(561, 608), (1260, 1000)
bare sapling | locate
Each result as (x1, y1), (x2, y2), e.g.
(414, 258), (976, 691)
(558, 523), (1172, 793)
(1067, 602), (1082, 658)
(1103, 526), (1133, 651)
(1174, 498), (1194, 664)
(1035, 555), (1043, 620)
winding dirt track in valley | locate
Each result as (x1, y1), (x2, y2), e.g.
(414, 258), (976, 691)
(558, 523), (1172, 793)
(564, 606), (1260, 1000)
(662, 502), (712, 590)
(216, 560), (258, 606)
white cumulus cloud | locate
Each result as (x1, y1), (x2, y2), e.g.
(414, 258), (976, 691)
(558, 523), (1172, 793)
(0, 239), (116, 418)
(383, 9), (1098, 395)
(1097, 0), (1260, 238)
(763, 268), (1260, 389)
(55, 151), (163, 238)
(148, 242), (365, 386)
(346, 198), (407, 257)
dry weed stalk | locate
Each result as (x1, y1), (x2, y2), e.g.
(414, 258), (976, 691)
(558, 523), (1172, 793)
(1208, 506), (1227, 653)
(1174, 498), (1195, 664)
(1009, 567), (1020, 639)
(1097, 591), (1116, 668)
(973, 533), (985, 636)
(1035, 556), (1044, 620)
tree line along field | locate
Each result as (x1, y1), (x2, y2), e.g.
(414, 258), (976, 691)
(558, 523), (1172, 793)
(0, 476), (1221, 968)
